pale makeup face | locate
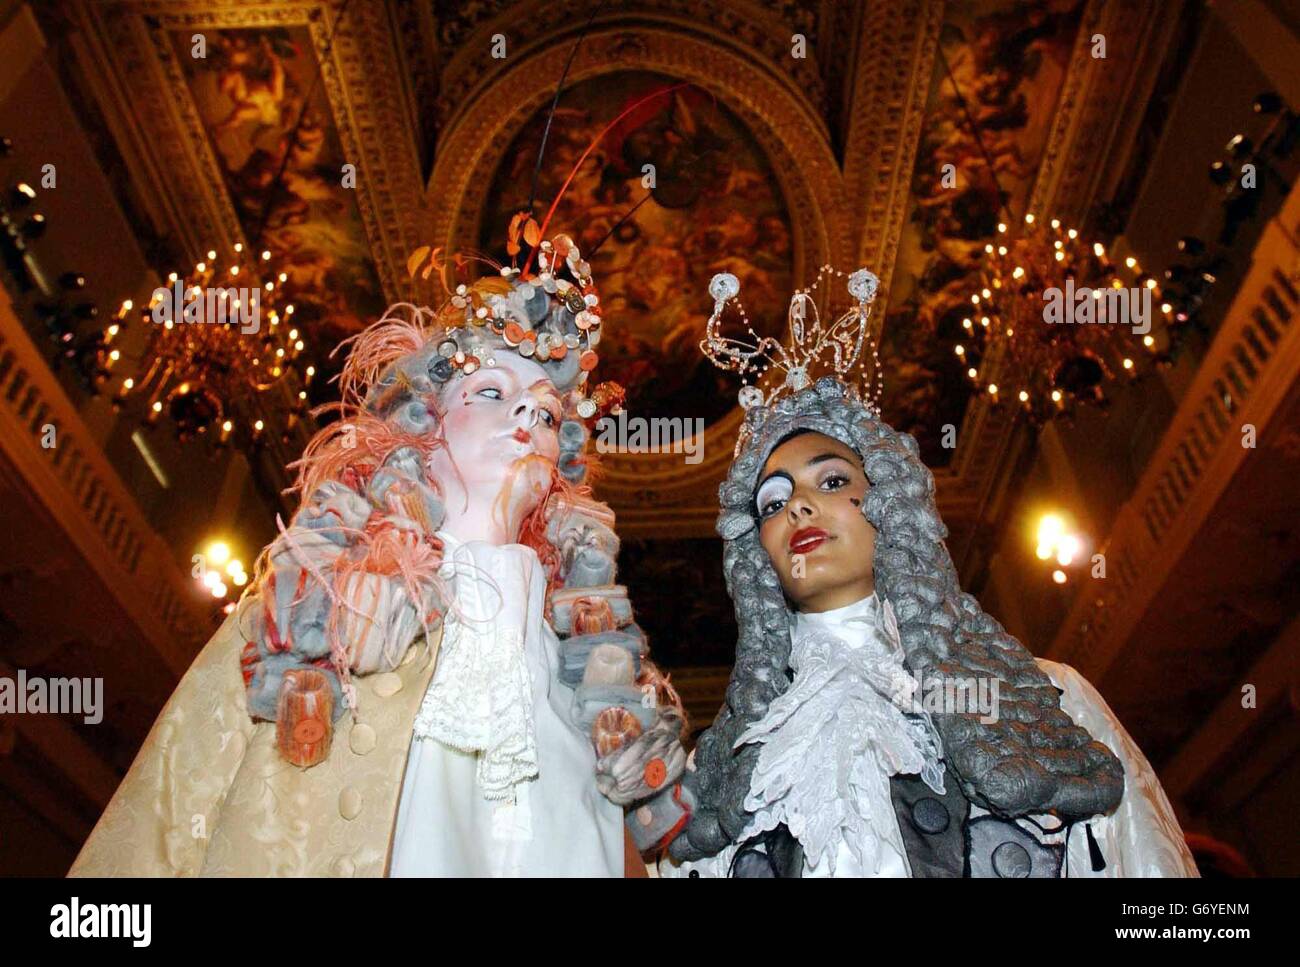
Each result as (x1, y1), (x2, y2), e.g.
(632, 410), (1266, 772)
(427, 351), (563, 543)
(755, 431), (877, 613)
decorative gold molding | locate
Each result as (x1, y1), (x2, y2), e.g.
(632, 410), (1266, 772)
(1028, 0), (1167, 224)
(70, 0), (428, 305)
(432, 1), (831, 139)
(846, 0), (944, 292)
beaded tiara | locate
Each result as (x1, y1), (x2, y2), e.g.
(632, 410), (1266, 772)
(700, 263), (885, 437)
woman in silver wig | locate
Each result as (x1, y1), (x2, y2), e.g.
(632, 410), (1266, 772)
(657, 376), (1198, 877)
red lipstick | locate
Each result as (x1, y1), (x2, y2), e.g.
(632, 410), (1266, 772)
(789, 527), (830, 554)
(513, 428), (532, 445)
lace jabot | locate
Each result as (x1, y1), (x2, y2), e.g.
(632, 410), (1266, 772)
(411, 532), (540, 801)
(734, 592), (946, 874)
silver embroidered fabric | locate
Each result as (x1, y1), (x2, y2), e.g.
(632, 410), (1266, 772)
(411, 534), (539, 800)
(733, 594), (945, 874)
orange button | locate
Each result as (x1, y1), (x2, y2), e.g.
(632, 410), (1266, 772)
(293, 718), (327, 744)
(644, 757), (666, 789)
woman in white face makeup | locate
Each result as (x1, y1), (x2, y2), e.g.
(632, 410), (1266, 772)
(424, 353), (564, 546)
(388, 344), (627, 877)
(68, 257), (685, 877)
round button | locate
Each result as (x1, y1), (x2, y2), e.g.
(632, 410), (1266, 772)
(372, 672), (403, 697)
(912, 797), (949, 834)
(636, 806), (654, 827)
(349, 722), (376, 756)
(992, 841), (1032, 878)
(339, 787), (363, 821)
(644, 758), (667, 789)
(292, 718), (326, 744)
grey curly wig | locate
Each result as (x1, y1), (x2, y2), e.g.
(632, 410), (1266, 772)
(670, 377), (1124, 861)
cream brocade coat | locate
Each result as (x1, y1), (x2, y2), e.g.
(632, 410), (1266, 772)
(69, 608), (443, 877)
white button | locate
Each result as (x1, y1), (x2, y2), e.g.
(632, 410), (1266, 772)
(339, 787), (363, 820)
(349, 722), (376, 755)
(372, 672), (402, 697)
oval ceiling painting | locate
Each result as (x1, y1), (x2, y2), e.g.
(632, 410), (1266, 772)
(480, 71), (794, 428)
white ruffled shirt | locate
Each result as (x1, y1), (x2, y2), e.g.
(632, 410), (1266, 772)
(388, 533), (624, 876)
(733, 594), (943, 876)
(661, 592), (1199, 878)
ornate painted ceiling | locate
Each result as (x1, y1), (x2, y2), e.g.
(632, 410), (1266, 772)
(37, 0), (1179, 682)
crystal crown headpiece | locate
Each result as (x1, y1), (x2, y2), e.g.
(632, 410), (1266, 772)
(700, 263), (884, 416)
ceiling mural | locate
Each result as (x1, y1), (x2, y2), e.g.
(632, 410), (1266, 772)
(479, 71), (796, 428)
(50, 0), (1139, 547)
(171, 25), (385, 346)
(882, 0), (1085, 466)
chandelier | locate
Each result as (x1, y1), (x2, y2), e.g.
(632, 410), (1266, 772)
(98, 243), (315, 446)
(955, 212), (1173, 423)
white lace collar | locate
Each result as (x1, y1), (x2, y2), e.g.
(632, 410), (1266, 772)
(792, 592), (879, 639)
(411, 531), (541, 801)
(732, 589), (947, 874)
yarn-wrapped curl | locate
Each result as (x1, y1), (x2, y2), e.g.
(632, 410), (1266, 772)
(669, 377), (1124, 861)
